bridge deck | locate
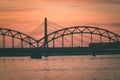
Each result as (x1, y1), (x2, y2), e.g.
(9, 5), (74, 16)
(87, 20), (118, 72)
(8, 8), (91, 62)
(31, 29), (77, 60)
(0, 47), (120, 59)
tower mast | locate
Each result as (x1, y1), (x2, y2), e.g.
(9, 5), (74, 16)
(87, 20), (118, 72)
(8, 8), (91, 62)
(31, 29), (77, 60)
(44, 17), (48, 48)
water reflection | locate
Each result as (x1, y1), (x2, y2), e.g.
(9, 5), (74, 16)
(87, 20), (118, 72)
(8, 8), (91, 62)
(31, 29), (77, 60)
(0, 55), (120, 80)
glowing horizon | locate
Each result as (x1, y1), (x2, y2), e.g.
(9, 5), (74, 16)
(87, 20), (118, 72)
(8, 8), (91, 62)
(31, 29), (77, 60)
(0, 0), (120, 35)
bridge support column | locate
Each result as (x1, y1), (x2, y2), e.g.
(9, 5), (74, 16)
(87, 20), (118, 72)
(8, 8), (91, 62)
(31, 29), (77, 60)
(91, 33), (92, 43)
(21, 40), (23, 48)
(100, 35), (102, 48)
(81, 33), (83, 47)
(3, 35), (5, 48)
(62, 35), (64, 48)
(71, 33), (73, 47)
(53, 39), (55, 48)
(37, 41), (39, 48)
(12, 37), (14, 48)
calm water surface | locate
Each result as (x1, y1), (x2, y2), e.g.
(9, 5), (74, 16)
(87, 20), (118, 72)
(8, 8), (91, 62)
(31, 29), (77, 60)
(0, 54), (120, 80)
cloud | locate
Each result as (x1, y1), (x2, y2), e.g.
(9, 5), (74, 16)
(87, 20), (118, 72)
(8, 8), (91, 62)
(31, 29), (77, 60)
(106, 23), (120, 27)
(96, 0), (120, 4)
(0, 7), (41, 12)
(76, 0), (120, 4)
(0, 18), (39, 24)
(43, 0), (120, 5)
(89, 23), (120, 27)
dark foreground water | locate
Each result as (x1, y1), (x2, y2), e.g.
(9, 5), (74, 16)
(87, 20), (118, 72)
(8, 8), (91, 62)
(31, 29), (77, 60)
(0, 54), (120, 80)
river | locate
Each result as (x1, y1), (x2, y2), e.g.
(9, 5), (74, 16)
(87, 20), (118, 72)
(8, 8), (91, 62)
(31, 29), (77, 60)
(0, 55), (120, 80)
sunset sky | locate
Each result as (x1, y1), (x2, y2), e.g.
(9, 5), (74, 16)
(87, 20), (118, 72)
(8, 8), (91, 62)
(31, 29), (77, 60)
(0, 0), (120, 36)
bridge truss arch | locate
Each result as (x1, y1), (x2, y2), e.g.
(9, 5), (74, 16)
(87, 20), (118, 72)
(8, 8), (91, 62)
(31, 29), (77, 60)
(0, 28), (37, 48)
(39, 26), (120, 48)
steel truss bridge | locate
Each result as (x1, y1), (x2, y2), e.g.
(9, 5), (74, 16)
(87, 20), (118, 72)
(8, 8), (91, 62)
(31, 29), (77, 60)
(0, 18), (120, 59)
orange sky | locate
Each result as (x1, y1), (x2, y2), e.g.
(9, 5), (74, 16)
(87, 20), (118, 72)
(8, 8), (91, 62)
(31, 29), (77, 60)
(0, 0), (120, 36)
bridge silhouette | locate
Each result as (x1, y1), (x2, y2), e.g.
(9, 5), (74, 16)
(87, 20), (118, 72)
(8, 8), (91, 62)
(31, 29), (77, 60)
(0, 18), (120, 59)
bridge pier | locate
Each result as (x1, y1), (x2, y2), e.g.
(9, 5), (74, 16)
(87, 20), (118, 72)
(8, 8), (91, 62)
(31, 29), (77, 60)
(92, 51), (96, 57)
(31, 52), (42, 59)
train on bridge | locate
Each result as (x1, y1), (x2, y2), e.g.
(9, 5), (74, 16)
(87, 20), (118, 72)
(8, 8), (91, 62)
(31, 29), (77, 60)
(89, 42), (120, 49)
